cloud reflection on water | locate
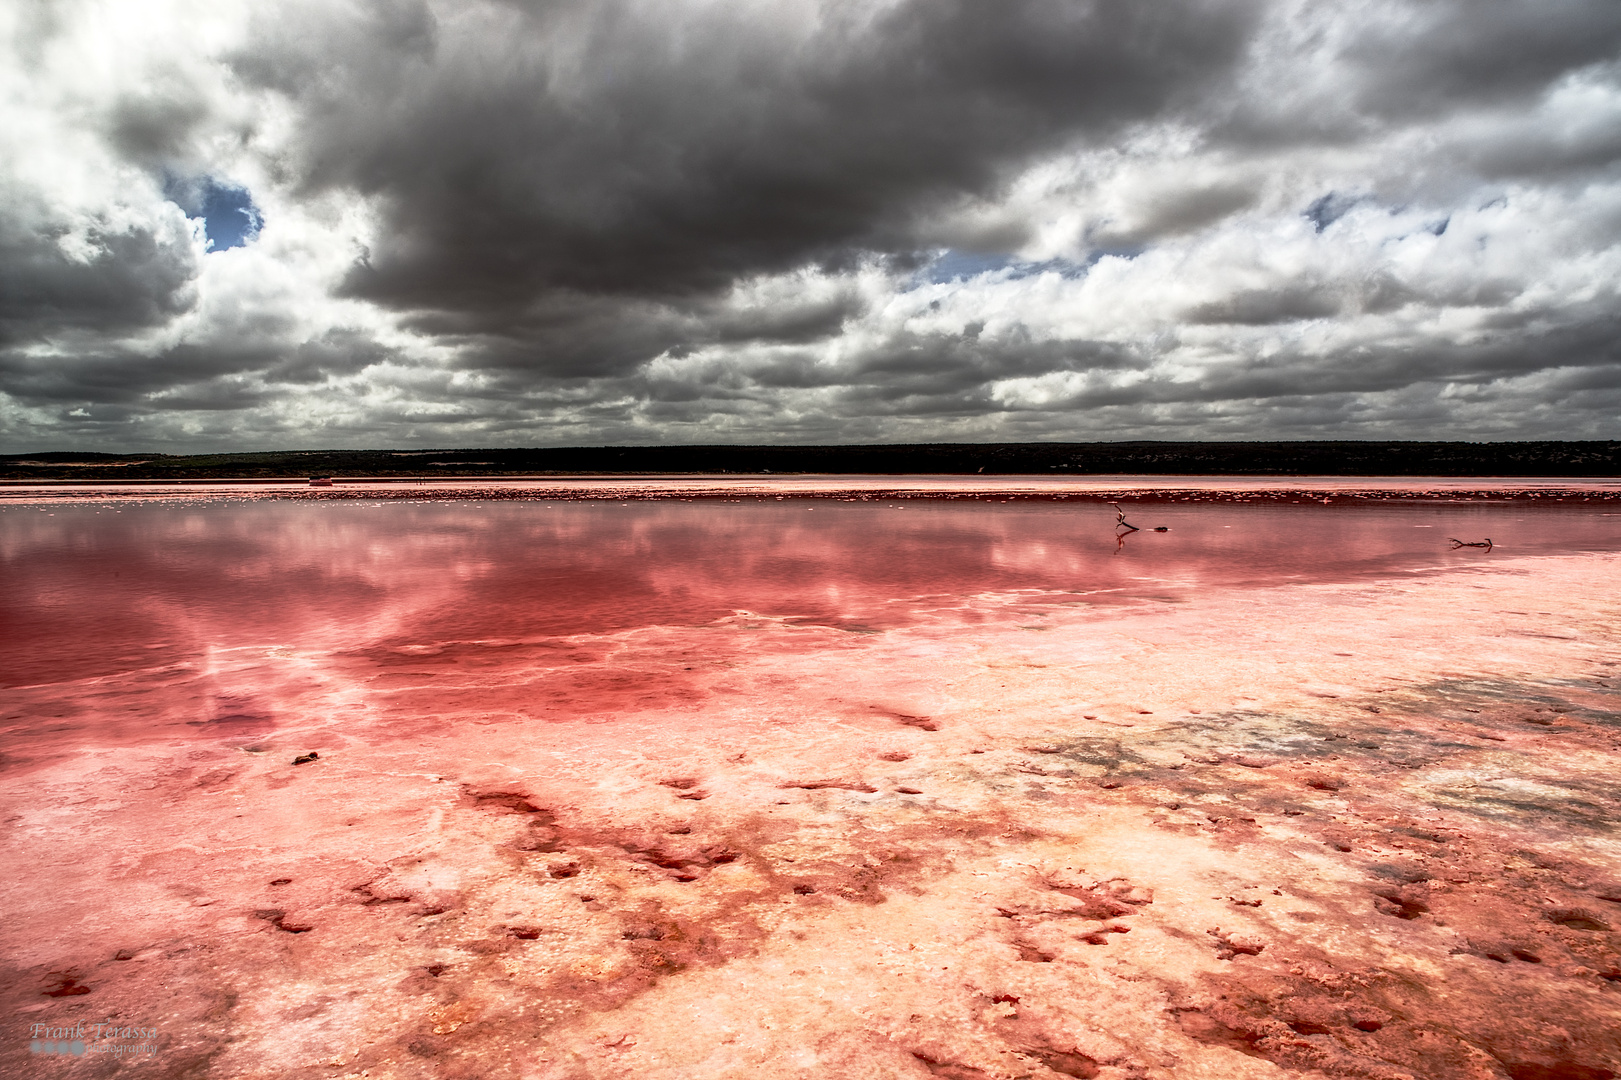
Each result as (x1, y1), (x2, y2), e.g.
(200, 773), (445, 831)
(3, 499), (1616, 688)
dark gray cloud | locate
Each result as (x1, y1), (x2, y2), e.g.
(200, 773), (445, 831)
(0, 198), (196, 347)
(245, 0), (1256, 322)
(1344, 0), (1621, 119)
(2, 0), (1620, 450)
(104, 88), (213, 168)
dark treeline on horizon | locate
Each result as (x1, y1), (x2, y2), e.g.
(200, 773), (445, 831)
(4, 441), (1620, 481)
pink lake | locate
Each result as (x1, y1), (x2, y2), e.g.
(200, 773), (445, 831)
(2, 482), (1619, 1080)
(5, 494), (1619, 691)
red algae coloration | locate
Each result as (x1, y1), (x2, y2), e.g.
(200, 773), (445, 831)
(2, 478), (1620, 1080)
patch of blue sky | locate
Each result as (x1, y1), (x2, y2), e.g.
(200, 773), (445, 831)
(1304, 191), (1361, 233)
(164, 175), (263, 251)
(1308, 192), (1450, 240)
(916, 248), (1108, 288)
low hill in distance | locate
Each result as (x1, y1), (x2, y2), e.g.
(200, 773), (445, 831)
(3, 441), (1620, 481)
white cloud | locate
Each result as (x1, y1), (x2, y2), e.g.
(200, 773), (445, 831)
(2, 0), (1619, 449)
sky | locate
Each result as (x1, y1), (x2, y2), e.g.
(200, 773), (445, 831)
(3, 0), (1621, 452)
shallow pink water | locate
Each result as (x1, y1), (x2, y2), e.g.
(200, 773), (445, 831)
(3, 489), (1620, 1079)
(4, 498), (1618, 690)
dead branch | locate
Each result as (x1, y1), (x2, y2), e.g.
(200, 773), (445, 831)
(1112, 502), (1140, 533)
(1448, 538), (1492, 550)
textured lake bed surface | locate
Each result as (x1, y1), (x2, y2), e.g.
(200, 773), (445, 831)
(3, 482), (1620, 1080)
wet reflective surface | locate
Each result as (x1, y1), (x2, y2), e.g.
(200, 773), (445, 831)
(4, 498), (1619, 688)
(3, 490), (1620, 1080)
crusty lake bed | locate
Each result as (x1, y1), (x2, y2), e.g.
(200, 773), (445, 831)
(4, 479), (1620, 1080)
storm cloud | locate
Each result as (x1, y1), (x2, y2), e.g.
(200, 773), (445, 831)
(2, 0), (1620, 449)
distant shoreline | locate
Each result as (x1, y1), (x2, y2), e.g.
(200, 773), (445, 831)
(4, 440), (1620, 482)
(4, 474), (1620, 504)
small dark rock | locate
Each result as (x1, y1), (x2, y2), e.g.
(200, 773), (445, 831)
(292, 752), (319, 765)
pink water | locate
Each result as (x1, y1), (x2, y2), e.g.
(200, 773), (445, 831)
(4, 497), (1617, 689)
(4, 490), (1620, 1080)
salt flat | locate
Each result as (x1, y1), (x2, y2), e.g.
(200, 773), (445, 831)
(3, 485), (1618, 1079)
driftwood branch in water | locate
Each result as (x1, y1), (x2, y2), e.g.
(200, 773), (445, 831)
(1112, 503), (1140, 533)
(1448, 538), (1493, 550)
